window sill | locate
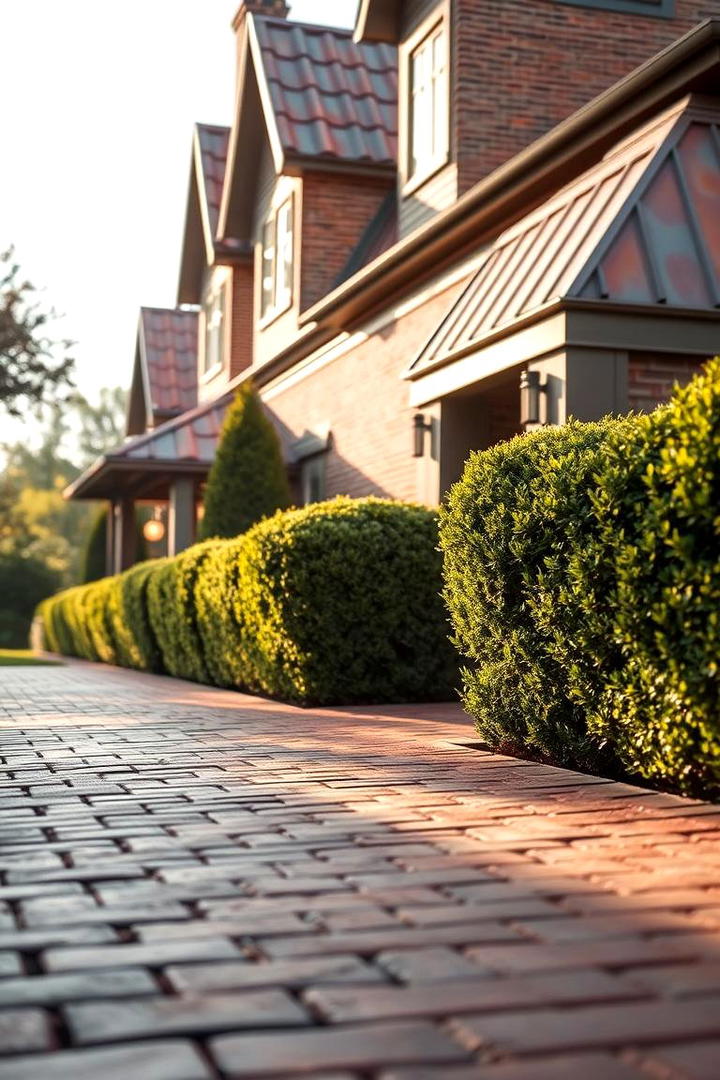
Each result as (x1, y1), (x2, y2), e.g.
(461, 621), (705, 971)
(259, 296), (294, 332)
(401, 155), (451, 199)
(199, 362), (224, 385)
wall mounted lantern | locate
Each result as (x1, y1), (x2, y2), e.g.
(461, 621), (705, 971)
(412, 413), (433, 457)
(520, 369), (546, 427)
(142, 507), (165, 543)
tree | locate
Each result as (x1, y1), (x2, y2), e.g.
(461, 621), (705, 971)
(80, 506), (148, 583)
(198, 381), (291, 540)
(72, 387), (128, 465)
(0, 249), (74, 417)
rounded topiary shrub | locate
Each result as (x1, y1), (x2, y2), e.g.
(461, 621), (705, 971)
(146, 541), (223, 683)
(227, 497), (458, 705)
(198, 381), (291, 540)
(108, 559), (167, 672)
(441, 419), (620, 773)
(583, 358), (720, 795)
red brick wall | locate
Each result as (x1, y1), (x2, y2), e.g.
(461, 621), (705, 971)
(453, 0), (718, 193)
(300, 172), (393, 312)
(628, 353), (704, 413)
(263, 276), (469, 501)
(229, 263), (253, 379)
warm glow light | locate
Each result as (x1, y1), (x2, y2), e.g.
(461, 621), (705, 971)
(143, 518), (165, 543)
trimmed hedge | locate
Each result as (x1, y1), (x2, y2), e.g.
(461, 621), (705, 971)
(442, 358), (720, 798)
(36, 498), (457, 706)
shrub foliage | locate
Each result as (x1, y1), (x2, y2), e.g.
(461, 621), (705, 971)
(442, 358), (720, 797)
(35, 498), (457, 707)
(198, 381), (291, 540)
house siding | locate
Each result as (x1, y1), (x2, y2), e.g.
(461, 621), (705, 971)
(300, 171), (392, 311)
(453, 0), (719, 194)
(261, 274), (470, 503)
(628, 353), (704, 413)
(229, 263), (253, 380)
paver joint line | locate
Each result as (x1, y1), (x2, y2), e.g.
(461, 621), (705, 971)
(0, 659), (718, 1079)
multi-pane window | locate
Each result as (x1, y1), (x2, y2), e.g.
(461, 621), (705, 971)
(409, 24), (447, 180)
(203, 284), (225, 374)
(260, 198), (294, 319)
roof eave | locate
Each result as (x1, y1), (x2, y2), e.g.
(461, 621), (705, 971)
(301, 18), (720, 332)
(353, 0), (402, 43)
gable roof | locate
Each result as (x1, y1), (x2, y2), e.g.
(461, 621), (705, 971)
(196, 124), (231, 238)
(253, 17), (397, 167)
(126, 308), (198, 436)
(218, 15), (397, 242)
(177, 123), (234, 306)
(408, 98), (720, 378)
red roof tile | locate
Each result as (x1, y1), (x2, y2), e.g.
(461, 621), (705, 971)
(252, 16), (397, 167)
(140, 308), (198, 418)
(196, 124), (230, 237)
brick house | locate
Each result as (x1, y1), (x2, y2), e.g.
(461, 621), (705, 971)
(67, 0), (720, 572)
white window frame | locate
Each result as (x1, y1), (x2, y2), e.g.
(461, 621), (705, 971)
(202, 279), (226, 377)
(260, 196), (294, 324)
(407, 20), (448, 187)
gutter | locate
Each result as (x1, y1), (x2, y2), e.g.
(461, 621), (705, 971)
(300, 19), (720, 331)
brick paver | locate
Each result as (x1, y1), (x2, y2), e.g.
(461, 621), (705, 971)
(0, 661), (718, 1078)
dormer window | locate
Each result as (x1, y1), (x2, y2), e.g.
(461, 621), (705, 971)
(203, 281), (226, 375)
(409, 22), (448, 181)
(260, 197), (294, 320)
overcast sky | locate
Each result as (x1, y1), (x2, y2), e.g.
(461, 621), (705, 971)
(0, 0), (358, 445)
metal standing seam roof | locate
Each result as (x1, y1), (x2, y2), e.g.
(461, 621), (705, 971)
(251, 15), (398, 167)
(409, 101), (720, 376)
(195, 124), (231, 239)
(140, 308), (199, 419)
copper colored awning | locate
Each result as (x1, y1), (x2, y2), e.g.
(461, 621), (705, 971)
(408, 98), (720, 379)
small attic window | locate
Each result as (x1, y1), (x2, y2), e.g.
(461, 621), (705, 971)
(408, 21), (448, 182)
(556, 0), (674, 16)
(203, 282), (226, 375)
(260, 198), (294, 322)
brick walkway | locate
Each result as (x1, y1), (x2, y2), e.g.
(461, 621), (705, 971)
(0, 663), (718, 1078)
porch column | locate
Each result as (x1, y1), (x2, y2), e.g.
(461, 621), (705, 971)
(105, 500), (116, 577)
(528, 348), (629, 426)
(113, 497), (137, 575)
(168, 477), (195, 556)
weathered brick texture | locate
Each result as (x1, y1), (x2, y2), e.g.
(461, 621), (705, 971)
(265, 276), (469, 502)
(453, 0), (720, 193)
(628, 353), (704, 413)
(300, 172), (392, 312)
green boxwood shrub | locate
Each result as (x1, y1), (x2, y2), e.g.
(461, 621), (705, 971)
(109, 560), (166, 672)
(199, 497), (458, 706)
(37, 497), (457, 707)
(147, 541), (223, 684)
(441, 419), (620, 772)
(442, 358), (720, 798)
